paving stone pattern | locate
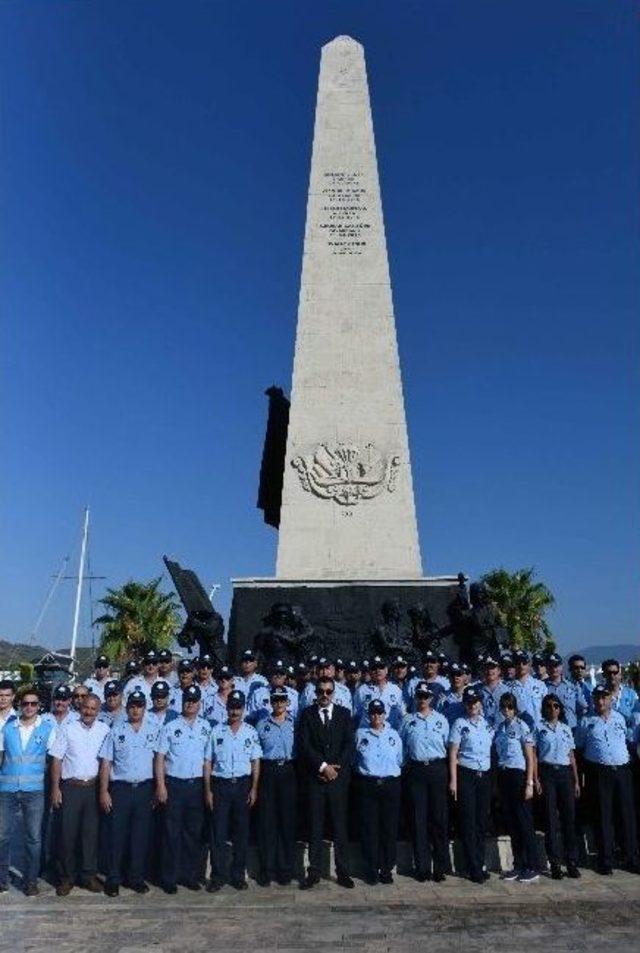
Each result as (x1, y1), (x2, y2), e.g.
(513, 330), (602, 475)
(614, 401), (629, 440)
(3, 868), (640, 953)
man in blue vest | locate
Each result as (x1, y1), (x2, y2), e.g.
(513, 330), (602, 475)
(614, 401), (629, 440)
(0, 687), (56, 894)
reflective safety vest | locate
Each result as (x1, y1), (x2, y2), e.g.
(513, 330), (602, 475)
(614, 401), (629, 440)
(0, 718), (54, 792)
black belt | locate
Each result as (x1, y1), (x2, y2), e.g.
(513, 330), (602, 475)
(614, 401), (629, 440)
(263, 759), (294, 768)
(111, 779), (152, 788)
(540, 762), (571, 771)
(410, 757), (446, 766)
(588, 761), (629, 772)
(213, 776), (250, 784)
(360, 775), (399, 785)
(168, 776), (202, 784)
(460, 766), (489, 777)
(498, 766), (525, 773)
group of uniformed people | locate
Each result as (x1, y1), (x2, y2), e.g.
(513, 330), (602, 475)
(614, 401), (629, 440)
(0, 644), (639, 896)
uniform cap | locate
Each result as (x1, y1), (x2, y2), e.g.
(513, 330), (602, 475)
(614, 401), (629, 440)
(392, 655), (408, 667)
(368, 699), (386, 715)
(408, 665), (417, 677)
(361, 659), (370, 670)
(270, 659), (286, 673)
(484, 656), (500, 667)
(592, 684), (610, 698)
(296, 662), (307, 673)
(125, 661), (139, 675)
(104, 680), (122, 698)
(532, 652), (545, 665)
(127, 689), (147, 706)
(422, 650), (437, 662)
(371, 656), (387, 669)
(449, 662), (463, 676)
(335, 658), (345, 670)
(177, 659), (194, 673)
(227, 689), (246, 709)
(414, 680), (435, 699)
(308, 655), (319, 665)
(461, 663), (470, 674)
(95, 655), (110, 668)
(151, 679), (171, 698)
(347, 660), (360, 672)
(143, 650), (158, 664)
(270, 686), (288, 701)
(183, 684), (202, 702)
(286, 665), (295, 676)
(438, 653), (450, 664)
(462, 686), (481, 704)
(197, 654), (214, 667)
(241, 649), (256, 662)
(500, 651), (514, 662)
(217, 665), (233, 680)
(158, 648), (173, 662)
(546, 653), (563, 665)
(514, 650), (531, 664)
(53, 685), (72, 700)
(317, 657), (334, 668)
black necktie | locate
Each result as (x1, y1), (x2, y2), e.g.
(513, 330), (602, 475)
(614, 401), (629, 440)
(322, 709), (330, 731)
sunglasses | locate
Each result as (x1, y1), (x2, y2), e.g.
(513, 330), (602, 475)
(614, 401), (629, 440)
(548, 702), (561, 709)
(572, 664), (586, 670)
(21, 700), (38, 707)
(501, 703), (515, 710)
(73, 693), (88, 699)
(604, 670), (619, 677)
(317, 689), (333, 696)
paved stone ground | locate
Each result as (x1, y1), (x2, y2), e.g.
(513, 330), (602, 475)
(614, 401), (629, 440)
(3, 868), (640, 953)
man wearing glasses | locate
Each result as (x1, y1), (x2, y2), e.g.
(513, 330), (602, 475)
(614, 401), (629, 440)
(567, 654), (593, 712)
(545, 654), (588, 731)
(70, 685), (89, 720)
(84, 655), (112, 702)
(601, 659), (638, 736)
(0, 689), (56, 895)
(297, 676), (355, 889)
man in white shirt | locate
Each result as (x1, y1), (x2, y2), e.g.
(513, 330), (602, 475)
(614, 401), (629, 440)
(0, 680), (16, 729)
(50, 692), (109, 895)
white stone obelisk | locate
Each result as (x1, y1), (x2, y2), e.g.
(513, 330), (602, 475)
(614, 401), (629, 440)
(276, 36), (422, 580)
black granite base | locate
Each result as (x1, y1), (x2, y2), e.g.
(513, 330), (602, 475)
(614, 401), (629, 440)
(228, 578), (465, 666)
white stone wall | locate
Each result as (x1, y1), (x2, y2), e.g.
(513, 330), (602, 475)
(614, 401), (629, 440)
(276, 36), (422, 579)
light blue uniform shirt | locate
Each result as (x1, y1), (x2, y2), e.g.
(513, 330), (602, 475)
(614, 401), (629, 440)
(155, 715), (211, 779)
(99, 717), (158, 782)
(234, 673), (268, 704)
(535, 720), (575, 766)
(479, 680), (510, 728)
(203, 693), (230, 725)
(354, 682), (405, 729)
(247, 685), (299, 724)
(400, 710), (449, 762)
(576, 710), (629, 765)
(123, 676), (157, 705)
(449, 716), (494, 772)
(97, 706), (127, 729)
(494, 717), (533, 770)
(145, 707), (178, 731)
(545, 678), (587, 730)
(300, 680), (353, 714)
(575, 711), (630, 766)
(610, 685), (639, 733)
(196, 679), (217, 712)
(354, 724), (403, 777)
(255, 714), (295, 761)
(207, 722), (262, 778)
(84, 676), (110, 702)
(507, 675), (547, 728)
(570, 678), (592, 712)
(439, 691), (466, 727)
(42, 710), (77, 730)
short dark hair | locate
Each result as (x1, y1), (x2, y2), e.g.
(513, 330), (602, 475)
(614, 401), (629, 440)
(568, 654), (585, 666)
(316, 676), (335, 691)
(601, 659), (620, 673)
(499, 691), (518, 713)
(542, 692), (566, 722)
(0, 679), (16, 692)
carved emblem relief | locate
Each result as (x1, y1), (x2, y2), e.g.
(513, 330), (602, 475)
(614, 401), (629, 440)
(291, 442), (400, 506)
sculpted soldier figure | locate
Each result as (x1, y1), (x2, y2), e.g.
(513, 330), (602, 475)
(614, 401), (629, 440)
(407, 602), (441, 655)
(254, 603), (315, 666)
(449, 576), (508, 666)
(372, 601), (414, 660)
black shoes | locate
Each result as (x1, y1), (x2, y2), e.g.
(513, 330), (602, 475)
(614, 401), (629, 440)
(364, 874), (379, 886)
(566, 864), (581, 879)
(24, 882), (39, 897)
(105, 883), (119, 897)
(130, 881), (150, 894)
(162, 883), (178, 894)
(433, 872), (446, 883)
(299, 872), (320, 890)
(277, 877), (292, 886)
(414, 870), (430, 882)
(256, 873), (271, 887)
(206, 879), (223, 893)
(230, 879), (248, 890)
(378, 872), (393, 885)
(596, 863), (613, 876)
(336, 874), (355, 889)
(470, 873), (485, 884)
(180, 880), (201, 891)
(550, 863), (564, 880)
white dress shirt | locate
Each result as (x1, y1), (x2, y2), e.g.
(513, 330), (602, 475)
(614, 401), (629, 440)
(50, 718), (110, 780)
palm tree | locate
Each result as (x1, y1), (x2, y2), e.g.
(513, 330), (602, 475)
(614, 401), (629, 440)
(93, 578), (181, 661)
(481, 567), (556, 652)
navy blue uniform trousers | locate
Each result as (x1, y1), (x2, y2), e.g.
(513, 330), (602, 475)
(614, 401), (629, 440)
(258, 761), (296, 882)
(106, 780), (153, 887)
(210, 776), (251, 884)
(497, 768), (538, 871)
(357, 776), (401, 879)
(457, 766), (491, 879)
(162, 777), (204, 887)
(406, 759), (449, 877)
(589, 762), (639, 868)
(538, 763), (578, 865)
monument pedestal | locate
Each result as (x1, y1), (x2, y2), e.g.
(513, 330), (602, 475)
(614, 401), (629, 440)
(228, 576), (463, 664)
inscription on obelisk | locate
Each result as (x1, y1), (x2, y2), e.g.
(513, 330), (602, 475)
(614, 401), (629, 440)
(276, 36), (422, 579)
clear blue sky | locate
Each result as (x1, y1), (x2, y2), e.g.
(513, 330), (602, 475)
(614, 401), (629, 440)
(1, 1), (638, 655)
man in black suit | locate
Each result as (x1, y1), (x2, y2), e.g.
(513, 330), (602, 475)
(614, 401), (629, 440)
(296, 675), (355, 889)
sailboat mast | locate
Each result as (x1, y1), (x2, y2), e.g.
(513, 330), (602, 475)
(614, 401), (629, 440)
(70, 506), (89, 666)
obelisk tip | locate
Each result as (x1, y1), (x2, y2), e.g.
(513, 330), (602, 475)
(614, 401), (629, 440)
(322, 35), (363, 51)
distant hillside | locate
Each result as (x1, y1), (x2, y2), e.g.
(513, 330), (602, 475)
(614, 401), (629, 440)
(572, 643), (639, 665)
(0, 639), (95, 678)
